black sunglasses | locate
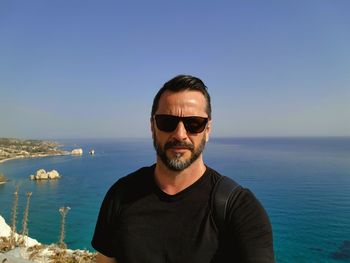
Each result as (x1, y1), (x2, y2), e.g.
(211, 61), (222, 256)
(154, 114), (209, 134)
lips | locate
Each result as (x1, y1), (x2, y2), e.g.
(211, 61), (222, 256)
(164, 141), (194, 151)
(171, 146), (189, 150)
(170, 148), (189, 155)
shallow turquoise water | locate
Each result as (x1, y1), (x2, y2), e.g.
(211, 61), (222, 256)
(0, 137), (349, 262)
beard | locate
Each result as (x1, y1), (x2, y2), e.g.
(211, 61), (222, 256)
(153, 134), (207, 171)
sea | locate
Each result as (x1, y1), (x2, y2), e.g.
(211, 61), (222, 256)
(0, 137), (349, 263)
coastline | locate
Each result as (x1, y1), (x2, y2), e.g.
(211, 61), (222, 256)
(0, 138), (72, 167)
(0, 151), (95, 262)
(0, 152), (70, 165)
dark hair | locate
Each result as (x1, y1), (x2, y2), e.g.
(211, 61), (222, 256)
(151, 75), (212, 119)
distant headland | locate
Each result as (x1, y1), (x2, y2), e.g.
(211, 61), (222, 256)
(0, 138), (69, 164)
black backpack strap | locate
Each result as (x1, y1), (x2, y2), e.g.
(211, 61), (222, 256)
(212, 176), (241, 234)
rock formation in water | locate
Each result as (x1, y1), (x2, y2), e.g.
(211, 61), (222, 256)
(29, 169), (60, 180)
(71, 148), (83, 155)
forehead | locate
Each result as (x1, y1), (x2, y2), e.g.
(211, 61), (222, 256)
(156, 90), (207, 116)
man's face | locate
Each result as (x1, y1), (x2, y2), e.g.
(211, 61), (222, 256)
(151, 90), (211, 171)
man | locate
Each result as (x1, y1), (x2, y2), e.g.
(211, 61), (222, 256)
(92, 75), (275, 262)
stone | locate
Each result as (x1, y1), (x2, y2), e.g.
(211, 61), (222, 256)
(0, 215), (40, 247)
(35, 169), (48, 180)
(29, 169), (60, 180)
(47, 170), (60, 179)
(71, 148), (83, 155)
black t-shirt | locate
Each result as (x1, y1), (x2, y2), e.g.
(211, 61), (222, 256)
(91, 165), (274, 263)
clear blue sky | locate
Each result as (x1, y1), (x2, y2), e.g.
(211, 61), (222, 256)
(1, 0), (349, 139)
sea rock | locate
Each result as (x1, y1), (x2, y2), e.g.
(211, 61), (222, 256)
(36, 169), (48, 180)
(71, 148), (83, 155)
(47, 170), (60, 179)
(29, 169), (60, 180)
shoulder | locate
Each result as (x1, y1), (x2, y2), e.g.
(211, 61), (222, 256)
(102, 165), (155, 205)
(205, 166), (225, 186)
(108, 165), (155, 192)
(104, 165), (156, 204)
(205, 166), (259, 207)
(227, 187), (273, 237)
(225, 188), (275, 261)
(230, 188), (267, 214)
(205, 167), (272, 234)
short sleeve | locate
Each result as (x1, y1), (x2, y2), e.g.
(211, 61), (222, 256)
(226, 188), (275, 263)
(91, 182), (121, 257)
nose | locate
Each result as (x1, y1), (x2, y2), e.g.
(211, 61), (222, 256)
(172, 120), (188, 141)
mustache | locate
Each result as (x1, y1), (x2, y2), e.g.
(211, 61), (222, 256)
(164, 140), (194, 151)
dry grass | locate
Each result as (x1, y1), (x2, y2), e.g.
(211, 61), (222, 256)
(27, 244), (47, 261)
(27, 244), (97, 263)
(10, 185), (19, 248)
(0, 186), (97, 262)
(0, 173), (7, 183)
(58, 207), (70, 249)
(0, 236), (12, 252)
(22, 192), (32, 236)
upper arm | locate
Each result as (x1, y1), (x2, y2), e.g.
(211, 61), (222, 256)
(91, 182), (122, 257)
(227, 188), (275, 262)
(96, 252), (118, 263)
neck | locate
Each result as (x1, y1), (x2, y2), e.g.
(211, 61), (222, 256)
(154, 156), (206, 195)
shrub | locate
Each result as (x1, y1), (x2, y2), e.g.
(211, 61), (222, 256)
(0, 172), (7, 183)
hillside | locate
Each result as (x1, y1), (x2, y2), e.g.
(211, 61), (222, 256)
(0, 138), (68, 163)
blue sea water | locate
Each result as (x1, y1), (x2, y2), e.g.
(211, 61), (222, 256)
(0, 137), (349, 262)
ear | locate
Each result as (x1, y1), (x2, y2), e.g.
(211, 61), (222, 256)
(205, 120), (212, 142)
(150, 117), (155, 133)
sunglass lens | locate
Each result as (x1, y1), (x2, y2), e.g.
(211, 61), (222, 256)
(155, 115), (208, 133)
(155, 115), (179, 132)
(184, 117), (208, 133)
